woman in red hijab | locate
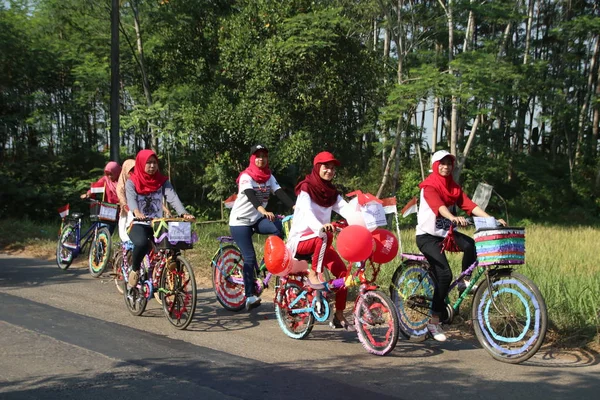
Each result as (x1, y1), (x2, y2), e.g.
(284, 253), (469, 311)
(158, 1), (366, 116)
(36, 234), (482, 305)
(228, 144), (294, 311)
(286, 151), (354, 330)
(125, 149), (195, 287)
(416, 150), (505, 342)
(81, 161), (122, 204)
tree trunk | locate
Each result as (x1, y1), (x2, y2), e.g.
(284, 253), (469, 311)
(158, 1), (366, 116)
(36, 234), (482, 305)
(523, 0), (534, 64)
(575, 35), (599, 163)
(432, 96), (439, 152)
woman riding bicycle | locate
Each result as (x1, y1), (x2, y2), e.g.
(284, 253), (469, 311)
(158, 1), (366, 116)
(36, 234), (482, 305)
(229, 144), (294, 311)
(416, 150), (505, 342)
(286, 151), (354, 330)
(80, 161), (122, 234)
(125, 149), (195, 287)
(116, 159), (135, 241)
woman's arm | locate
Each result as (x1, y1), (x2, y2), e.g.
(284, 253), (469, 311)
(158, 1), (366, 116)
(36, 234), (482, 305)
(274, 188), (295, 209)
(163, 181), (190, 217)
(471, 205), (506, 226)
(296, 191), (326, 233)
(125, 180), (144, 218)
(243, 188), (275, 221)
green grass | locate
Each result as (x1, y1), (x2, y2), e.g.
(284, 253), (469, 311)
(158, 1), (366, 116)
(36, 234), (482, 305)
(1, 218), (599, 348)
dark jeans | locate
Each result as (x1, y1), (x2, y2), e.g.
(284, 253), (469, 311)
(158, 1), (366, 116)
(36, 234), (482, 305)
(416, 231), (476, 315)
(230, 218), (283, 297)
(129, 224), (153, 272)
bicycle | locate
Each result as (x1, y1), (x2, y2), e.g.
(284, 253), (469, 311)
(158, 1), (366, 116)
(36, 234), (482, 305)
(56, 200), (115, 277)
(274, 222), (400, 356)
(122, 217), (198, 330)
(210, 215), (289, 311)
(390, 221), (548, 364)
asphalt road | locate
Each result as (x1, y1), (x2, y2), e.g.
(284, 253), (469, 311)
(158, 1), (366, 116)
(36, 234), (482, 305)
(0, 253), (598, 399)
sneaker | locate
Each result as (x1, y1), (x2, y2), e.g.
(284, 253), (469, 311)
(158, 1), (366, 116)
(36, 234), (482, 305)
(427, 323), (447, 342)
(128, 270), (139, 287)
(245, 295), (262, 311)
(330, 316), (355, 331)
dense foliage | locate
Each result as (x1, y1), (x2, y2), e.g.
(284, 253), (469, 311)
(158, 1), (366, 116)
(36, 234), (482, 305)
(1, 0), (599, 223)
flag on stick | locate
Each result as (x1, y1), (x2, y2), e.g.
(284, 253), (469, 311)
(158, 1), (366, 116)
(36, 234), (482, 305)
(223, 194), (237, 209)
(381, 197), (397, 215)
(58, 204), (70, 218)
(401, 197), (418, 217)
(90, 181), (105, 194)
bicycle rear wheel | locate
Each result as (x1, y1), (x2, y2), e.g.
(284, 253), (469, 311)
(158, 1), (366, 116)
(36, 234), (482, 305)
(212, 245), (245, 311)
(89, 226), (112, 277)
(472, 270), (548, 364)
(275, 281), (315, 339)
(56, 224), (76, 270)
(354, 290), (399, 356)
(161, 255), (197, 330)
(112, 251), (125, 294)
(390, 261), (434, 342)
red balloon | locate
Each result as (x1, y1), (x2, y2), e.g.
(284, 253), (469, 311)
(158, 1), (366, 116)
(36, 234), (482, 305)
(336, 225), (374, 262)
(264, 236), (291, 276)
(371, 228), (399, 263)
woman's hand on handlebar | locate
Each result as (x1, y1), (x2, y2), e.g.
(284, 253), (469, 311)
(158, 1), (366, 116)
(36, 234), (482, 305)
(450, 216), (469, 227)
(496, 218), (507, 226)
(182, 213), (195, 221)
(322, 223), (335, 233)
(133, 209), (146, 219)
(258, 206), (275, 221)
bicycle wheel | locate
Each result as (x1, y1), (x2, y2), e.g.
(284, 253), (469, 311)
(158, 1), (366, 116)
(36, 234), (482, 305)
(161, 255), (197, 330)
(112, 251), (125, 294)
(88, 226), (112, 277)
(124, 280), (148, 316)
(354, 290), (399, 356)
(56, 224), (76, 270)
(472, 270), (548, 364)
(212, 245), (245, 311)
(390, 261), (434, 342)
(274, 281), (315, 339)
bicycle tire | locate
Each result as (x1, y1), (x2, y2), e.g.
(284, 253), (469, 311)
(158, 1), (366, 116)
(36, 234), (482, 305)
(211, 244), (245, 311)
(88, 226), (112, 277)
(161, 255), (197, 330)
(390, 261), (434, 342)
(354, 290), (399, 356)
(124, 282), (148, 316)
(472, 270), (548, 364)
(112, 251), (125, 294)
(275, 281), (315, 339)
(56, 224), (76, 270)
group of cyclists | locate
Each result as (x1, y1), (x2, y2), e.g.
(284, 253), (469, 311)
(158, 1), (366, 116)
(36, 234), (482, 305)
(83, 146), (504, 341)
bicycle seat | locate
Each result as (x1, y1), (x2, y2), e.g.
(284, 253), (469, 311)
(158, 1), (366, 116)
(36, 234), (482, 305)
(402, 253), (427, 262)
(70, 212), (84, 219)
(217, 236), (235, 243)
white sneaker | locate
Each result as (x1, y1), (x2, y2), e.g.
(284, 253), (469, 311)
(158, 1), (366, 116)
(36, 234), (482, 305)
(457, 279), (477, 295)
(245, 295), (261, 311)
(427, 323), (447, 342)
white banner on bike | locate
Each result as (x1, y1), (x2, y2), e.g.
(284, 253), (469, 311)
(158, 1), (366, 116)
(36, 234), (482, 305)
(167, 221), (192, 242)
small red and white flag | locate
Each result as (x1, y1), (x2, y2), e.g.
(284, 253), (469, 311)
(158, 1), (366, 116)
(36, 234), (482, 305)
(381, 197), (397, 215)
(90, 181), (105, 194)
(58, 204), (70, 218)
(401, 197), (418, 217)
(223, 194), (237, 209)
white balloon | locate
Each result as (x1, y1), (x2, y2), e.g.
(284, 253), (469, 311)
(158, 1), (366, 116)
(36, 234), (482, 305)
(287, 259), (309, 274)
(345, 210), (367, 228)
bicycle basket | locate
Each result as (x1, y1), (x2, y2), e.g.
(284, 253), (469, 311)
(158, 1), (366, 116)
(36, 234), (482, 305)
(474, 227), (525, 266)
(89, 200), (119, 222)
(152, 218), (195, 250)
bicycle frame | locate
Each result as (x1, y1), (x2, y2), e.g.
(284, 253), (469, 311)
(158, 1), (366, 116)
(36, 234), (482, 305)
(60, 217), (102, 258)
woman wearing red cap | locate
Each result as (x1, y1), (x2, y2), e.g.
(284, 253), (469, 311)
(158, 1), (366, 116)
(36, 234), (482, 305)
(286, 151), (354, 330)
(416, 150), (505, 342)
(125, 149), (195, 287)
(229, 144), (295, 310)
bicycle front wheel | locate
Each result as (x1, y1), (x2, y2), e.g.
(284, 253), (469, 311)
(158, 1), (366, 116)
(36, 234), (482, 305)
(212, 245), (245, 311)
(472, 270), (548, 364)
(89, 226), (112, 277)
(354, 290), (399, 356)
(56, 224), (76, 270)
(390, 261), (434, 341)
(275, 281), (315, 339)
(161, 255), (197, 330)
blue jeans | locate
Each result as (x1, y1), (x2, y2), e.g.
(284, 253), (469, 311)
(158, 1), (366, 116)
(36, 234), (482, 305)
(230, 218), (283, 297)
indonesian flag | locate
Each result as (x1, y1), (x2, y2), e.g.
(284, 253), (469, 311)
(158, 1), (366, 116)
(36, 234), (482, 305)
(381, 197), (397, 215)
(401, 197), (418, 217)
(58, 204), (70, 218)
(345, 190), (383, 205)
(90, 181), (105, 194)
(223, 194), (237, 209)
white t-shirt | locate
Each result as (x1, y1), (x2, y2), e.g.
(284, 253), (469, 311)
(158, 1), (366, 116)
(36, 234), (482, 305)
(228, 173), (281, 226)
(415, 188), (452, 237)
(285, 190), (350, 255)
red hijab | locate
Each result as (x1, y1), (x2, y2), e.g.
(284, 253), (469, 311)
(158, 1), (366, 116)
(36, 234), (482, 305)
(295, 164), (339, 207)
(419, 158), (461, 205)
(129, 149), (168, 195)
(236, 153), (271, 184)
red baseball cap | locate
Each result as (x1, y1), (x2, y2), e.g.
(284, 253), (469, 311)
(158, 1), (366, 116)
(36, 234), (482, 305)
(313, 151), (341, 166)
